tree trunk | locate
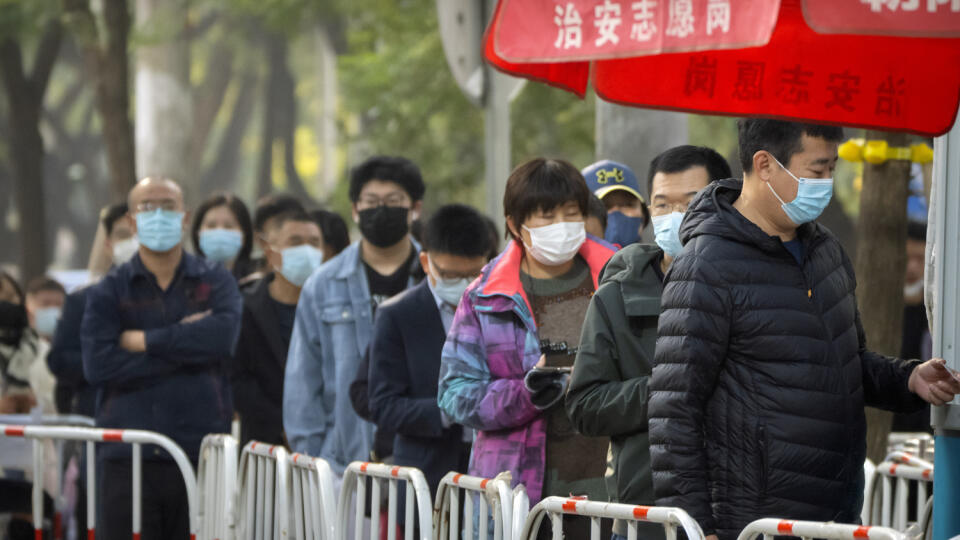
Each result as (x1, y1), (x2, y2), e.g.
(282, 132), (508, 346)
(0, 22), (62, 280)
(202, 71), (258, 195)
(855, 130), (912, 464)
(134, 0), (192, 198)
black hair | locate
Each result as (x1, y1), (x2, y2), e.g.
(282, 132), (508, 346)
(422, 204), (495, 258)
(907, 221), (927, 242)
(349, 156), (425, 203)
(738, 119), (844, 174)
(0, 270), (24, 303)
(587, 194), (608, 231)
(100, 202), (129, 236)
(253, 193), (305, 234)
(647, 145), (733, 195)
(26, 276), (66, 297)
(191, 193), (254, 265)
(309, 209), (351, 257)
(503, 158), (591, 240)
(482, 215), (501, 260)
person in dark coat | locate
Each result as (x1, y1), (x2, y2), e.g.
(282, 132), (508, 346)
(367, 204), (492, 495)
(566, 145), (731, 540)
(648, 119), (960, 540)
(231, 209), (324, 447)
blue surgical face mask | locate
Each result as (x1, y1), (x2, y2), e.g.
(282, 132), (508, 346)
(136, 209), (184, 252)
(768, 156), (834, 226)
(652, 211), (685, 257)
(433, 276), (471, 307)
(199, 229), (243, 263)
(34, 307), (61, 337)
(278, 244), (324, 287)
(604, 211), (645, 247)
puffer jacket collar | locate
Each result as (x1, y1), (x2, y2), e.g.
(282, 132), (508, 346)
(680, 178), (826, 261)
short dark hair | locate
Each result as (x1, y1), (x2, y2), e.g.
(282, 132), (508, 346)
(0, 270), (24, 303)
(349, 156), (425, 203)
(26, 276), (65, 297)
(738, 119), (844, 174)
(422, 204), (494, 258)
(647, 145), (732, 195)
(253, 193), (305, 234)
(309, 209), (351, 256)
(191, 193), (254, 265)
(587, 194), (607, 231)
(481, 215), (501, 260)
(100, 202), (129, 236)
(907, 221), (927, 242)
(503, 158), (591, 239)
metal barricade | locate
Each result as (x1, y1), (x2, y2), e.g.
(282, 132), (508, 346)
(0, 414), (95, 539)
(0, 423), (198, 540)
(288, 452), (337, 540)
(433, 472), (514, 540)
(886, 433), (934, 462)
(865, 461), (934, 533)
(197, 434), (239, 540)
(237, 441), (290, 540)
(736, 518), (906, 540)
(337, 462), (433, 540)
(512, 485), (529, 540)
(518, 496), (705, 540)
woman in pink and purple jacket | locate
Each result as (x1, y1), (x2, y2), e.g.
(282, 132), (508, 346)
(437, 158), (617, 526)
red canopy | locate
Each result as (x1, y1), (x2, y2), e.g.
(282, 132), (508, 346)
(484, 0), (960, 136)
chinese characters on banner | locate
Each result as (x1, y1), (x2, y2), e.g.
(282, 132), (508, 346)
(803, 0), (960, 37)
(495, 0), (780, 61)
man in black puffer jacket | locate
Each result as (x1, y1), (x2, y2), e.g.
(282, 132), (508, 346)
(649, 119), (960, 540)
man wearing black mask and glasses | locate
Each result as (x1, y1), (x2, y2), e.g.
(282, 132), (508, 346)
(284, 156), (425, 490)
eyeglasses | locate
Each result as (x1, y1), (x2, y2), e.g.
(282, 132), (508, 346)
(135, 200), (179, 213)
(650, 201), (690, 216)
(357, 194), (409, 208)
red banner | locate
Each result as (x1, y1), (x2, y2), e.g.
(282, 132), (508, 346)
(494, 0), (780, 62)
(803, 0), (960, 37)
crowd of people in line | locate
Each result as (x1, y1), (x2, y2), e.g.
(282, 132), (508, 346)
(1, 118), (959, 540)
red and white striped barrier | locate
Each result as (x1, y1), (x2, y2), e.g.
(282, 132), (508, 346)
(736, 518), (906, 540)
(0, 414), (95, 539)
(337, 462), (433, 540)
(197, 434), (239, 540)
(236, 441), (290, 540)
(518, 496), (704, 540)
(288, 452), (337, 540)
(433, 472), (514, 540)
(0, 423), (198, 540)
(865, 461), (934, 533)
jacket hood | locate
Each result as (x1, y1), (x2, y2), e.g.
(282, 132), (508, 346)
(599, 243), (663, 316)
(680, 178), (822, 256)
(600, 243), (661, 287)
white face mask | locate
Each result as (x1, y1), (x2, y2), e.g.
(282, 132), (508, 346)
(522, 221), (586, 266)
(112, 237), (139, 264)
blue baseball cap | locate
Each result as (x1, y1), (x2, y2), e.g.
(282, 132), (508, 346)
(581, 160), (645, 204)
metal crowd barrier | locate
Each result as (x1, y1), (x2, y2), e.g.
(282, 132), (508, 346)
(886, 433), (934, 462)
(0, 414), (95, 539)
(433, 472), (514, 540)
(337, 462), (433, 540)
(197, 434), (239, 540)
(237, 441), (291, 540)
(0, 423), (198, 540)
(736, 518), (905, 540)
(289, 452), (337, 540)
(865, 460), (934, 533)
(518, 496), (704, 540)
(511, 485), (529, 540)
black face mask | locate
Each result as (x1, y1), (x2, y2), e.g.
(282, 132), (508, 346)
(358, 206), (410, 248)
(0, 301), (27, 346)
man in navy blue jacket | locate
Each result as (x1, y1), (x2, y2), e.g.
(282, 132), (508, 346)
(82, 177), (242, 540)
(368, 204), (493, 496)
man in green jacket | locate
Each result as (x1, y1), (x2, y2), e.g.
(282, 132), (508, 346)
(566, 145), (731, 540)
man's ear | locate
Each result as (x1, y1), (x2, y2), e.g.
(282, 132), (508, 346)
(410, 200), (424, 222)
(753, 151), (774, 183)
(351, 203), (360, 224)
(181, 211), (192, 230)
(126, 213), (137, 234)
(418, 251), (430, 273)
(505, 216), (520, 240)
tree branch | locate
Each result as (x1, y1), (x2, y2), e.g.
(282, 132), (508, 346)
(30, 20), (63, 94)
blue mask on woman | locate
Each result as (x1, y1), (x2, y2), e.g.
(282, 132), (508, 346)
(768, 156), (834, 226)
(136, 209), (184, 252)
(652, 211), (685, 257)
(199, 229), (243, 262)
(279, 244), (324, 287)
(604, 211), (645, 247)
